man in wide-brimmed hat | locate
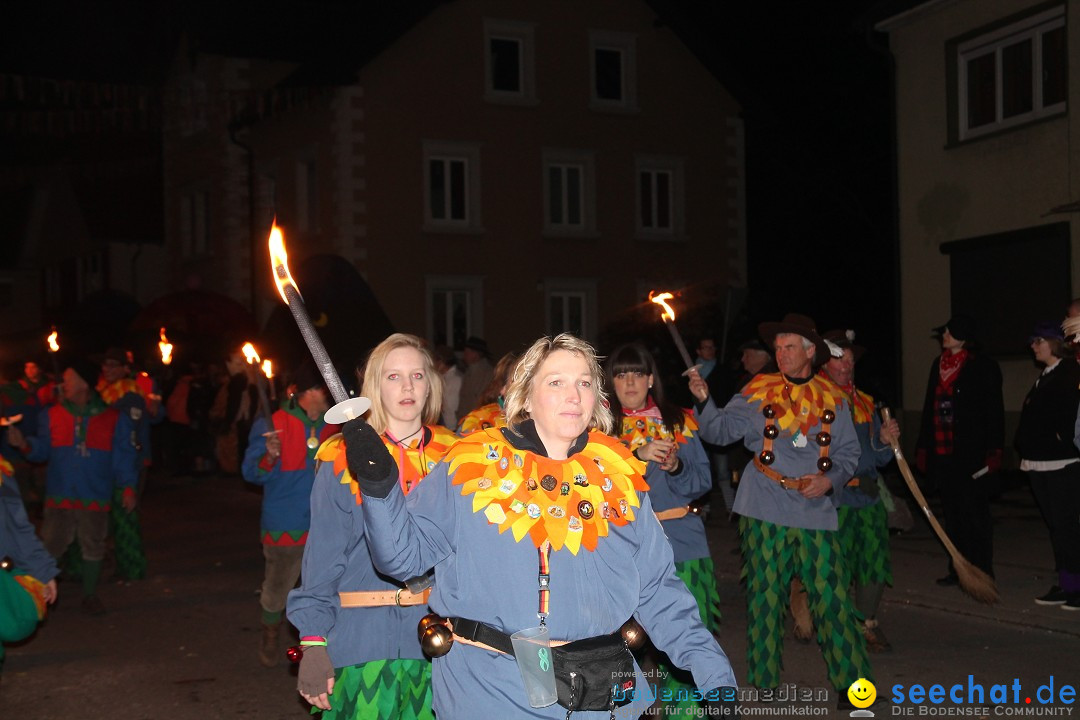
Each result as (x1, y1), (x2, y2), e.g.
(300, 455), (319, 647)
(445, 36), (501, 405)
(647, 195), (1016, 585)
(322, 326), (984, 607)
(914, 315), (1003, 586)
(688, 313), (874, 709)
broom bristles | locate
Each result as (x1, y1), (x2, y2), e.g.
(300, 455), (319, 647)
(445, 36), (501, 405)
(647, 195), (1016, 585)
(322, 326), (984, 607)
(954, 555), (999, 604)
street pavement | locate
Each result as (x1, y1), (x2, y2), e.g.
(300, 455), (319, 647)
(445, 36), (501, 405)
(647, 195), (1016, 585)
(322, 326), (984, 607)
(2, 470), (1077, 719)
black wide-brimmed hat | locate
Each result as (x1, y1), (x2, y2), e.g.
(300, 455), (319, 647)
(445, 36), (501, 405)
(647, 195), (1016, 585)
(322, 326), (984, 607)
(758, 313), (830, 362)
(932, 315), (977, 343)
(822, 329), (866, 362)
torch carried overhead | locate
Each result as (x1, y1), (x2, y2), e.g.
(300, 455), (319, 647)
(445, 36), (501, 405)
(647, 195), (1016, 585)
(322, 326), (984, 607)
(649, 291), (701, 375)
(880, 406), (998, 604)
(242, 342), (274, 422)
(158, 327), (174, 366)
(268, 222), (370, 424)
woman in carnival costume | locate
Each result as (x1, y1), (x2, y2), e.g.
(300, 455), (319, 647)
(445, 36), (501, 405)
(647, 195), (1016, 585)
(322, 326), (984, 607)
(0, 458), (59, 673)
(605, 343), (721, 712)
(340, 334), (737, 719)
(288, 333), (455, 720)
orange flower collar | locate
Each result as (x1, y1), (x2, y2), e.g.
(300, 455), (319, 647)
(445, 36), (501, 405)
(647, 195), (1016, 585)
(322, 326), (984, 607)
(619, 411), (698, 452)
(97, 378), (141, 405)
(447, 428), (648, 555)
(742, 373), (843, 438)
(317, 426), (457, 505)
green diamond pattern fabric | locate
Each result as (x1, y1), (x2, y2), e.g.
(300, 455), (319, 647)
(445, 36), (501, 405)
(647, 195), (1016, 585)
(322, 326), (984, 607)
(837, 504), (892, 586)
(740, 516), (872, 691)
(109, 488), (146, 580)
(314, 659), (432, 719)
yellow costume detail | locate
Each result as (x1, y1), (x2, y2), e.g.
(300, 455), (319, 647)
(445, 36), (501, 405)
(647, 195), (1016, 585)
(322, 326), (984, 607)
(0, 457), (10, 486)
(456, 402), (505, 436)
(316, 426), (458, 505)
(446, 428), (648, 555)
(96, 378), (143, 405)
(742, 373), (843, 438)
(618, 412), (698, 452)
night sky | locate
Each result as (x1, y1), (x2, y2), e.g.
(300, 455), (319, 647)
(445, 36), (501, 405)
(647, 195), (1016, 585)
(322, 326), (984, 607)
(1, 0), (899, 398)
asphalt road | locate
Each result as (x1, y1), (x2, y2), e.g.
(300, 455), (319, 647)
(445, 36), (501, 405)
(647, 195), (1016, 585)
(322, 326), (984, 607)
(2, 470), (1077, 719)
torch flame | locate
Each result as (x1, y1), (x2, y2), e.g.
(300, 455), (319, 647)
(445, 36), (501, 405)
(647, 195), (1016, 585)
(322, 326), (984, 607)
(649, 291), (677, 321)
(47, 329), (59, 352)
(241, 342), (261, 365)
(268, 222), (301, 304)
(159, 327), (174, 365)
(262, 359), (273, 380)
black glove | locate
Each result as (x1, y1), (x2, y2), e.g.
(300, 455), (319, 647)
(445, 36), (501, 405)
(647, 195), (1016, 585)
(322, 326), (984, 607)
(342, 418), (398, 498)
(296, 645), (335, 703)
(703, 687), (739, 716)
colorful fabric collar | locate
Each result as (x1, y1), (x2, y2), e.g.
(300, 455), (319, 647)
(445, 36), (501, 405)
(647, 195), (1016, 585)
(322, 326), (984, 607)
(97, 378), (139, 405)
(618, 407), (698, 451)
(447, 427), (647, 555)
(825, 377), (875, 426)
(61, 393), (107, 419)
(457, 402), (506, 436)
(741, 372), (843, 438)
(316, 425), (457, 505)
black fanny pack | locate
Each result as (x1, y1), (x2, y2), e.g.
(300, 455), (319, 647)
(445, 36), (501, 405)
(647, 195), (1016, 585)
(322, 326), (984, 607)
(451, 618), (636, 712)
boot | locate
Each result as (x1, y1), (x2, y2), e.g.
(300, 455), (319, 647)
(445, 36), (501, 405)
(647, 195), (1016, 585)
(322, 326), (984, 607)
(862, 618), (892, 653)
(259, 621), (282, 667)
(789, 578), (814, 644)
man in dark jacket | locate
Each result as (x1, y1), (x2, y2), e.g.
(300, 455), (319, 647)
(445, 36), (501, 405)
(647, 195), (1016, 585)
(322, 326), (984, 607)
(1016, 322), (1080, 610)
(915, 315), (1004, 584)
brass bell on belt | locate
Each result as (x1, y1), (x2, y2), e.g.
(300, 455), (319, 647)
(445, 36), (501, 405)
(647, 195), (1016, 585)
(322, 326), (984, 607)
(0, 556), (13, 572)
(620, 617), (647, 650)
(417, 613), (444, 641)
(421, 623), (454, 657)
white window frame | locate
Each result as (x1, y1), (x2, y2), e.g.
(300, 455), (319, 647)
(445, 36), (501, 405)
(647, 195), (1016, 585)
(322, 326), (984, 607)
(634, 155), (685, 240)
(544, 278), (597, 342)
(589, 30), (637, 112)
(542, 149), (597, 237)
(957, 6), (1066, 141)
(484, 19), (537, 105)
(426, 275), (485, 349)
(423, 141), (483, 233)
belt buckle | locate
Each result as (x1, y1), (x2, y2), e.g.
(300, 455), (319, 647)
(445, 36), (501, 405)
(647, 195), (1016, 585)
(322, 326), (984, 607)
(395, 588), (406, 606)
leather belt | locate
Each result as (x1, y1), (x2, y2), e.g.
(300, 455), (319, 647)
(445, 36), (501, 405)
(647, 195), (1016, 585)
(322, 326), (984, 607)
(449, 617), (568, 654)
(753, 456), (810, 491)
(339, 587), (432, 608)
(655, 506), (690, 521)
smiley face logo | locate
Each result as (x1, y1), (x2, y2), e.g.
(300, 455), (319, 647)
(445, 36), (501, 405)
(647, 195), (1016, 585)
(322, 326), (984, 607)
(847, 678), (876, 709)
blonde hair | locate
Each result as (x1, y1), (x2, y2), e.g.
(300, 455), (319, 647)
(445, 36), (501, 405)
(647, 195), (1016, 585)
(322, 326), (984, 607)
(360, 333), (443, 434)
(502, 334), (612, 435)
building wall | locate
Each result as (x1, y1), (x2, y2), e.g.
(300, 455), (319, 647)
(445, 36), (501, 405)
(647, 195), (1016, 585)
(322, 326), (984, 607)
(886, 0), (1079, 420)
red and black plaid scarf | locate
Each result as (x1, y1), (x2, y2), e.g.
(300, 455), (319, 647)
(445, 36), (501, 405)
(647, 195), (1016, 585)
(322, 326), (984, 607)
(933, 350), (968, 455)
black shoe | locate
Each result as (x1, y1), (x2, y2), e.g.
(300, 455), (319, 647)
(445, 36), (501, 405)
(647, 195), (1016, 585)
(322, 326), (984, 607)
(935, 574), (959, 587)
(81, 594), (106, 616)
(1061, 595), (1080, 612)
(1035, 586), (1068, 606)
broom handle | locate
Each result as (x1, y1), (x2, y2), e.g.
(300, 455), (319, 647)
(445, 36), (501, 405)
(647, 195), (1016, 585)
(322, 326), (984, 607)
(879, 406), (967, 565)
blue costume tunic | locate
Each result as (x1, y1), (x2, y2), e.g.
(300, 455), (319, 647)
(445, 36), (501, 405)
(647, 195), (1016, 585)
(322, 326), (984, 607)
(695, 374), (859, 531)
(287, 426), (455, 670)
(359, 424), (738, 719)
(618, 412), (712, 563)
(833, 387), (893, 509)
(0, 472), (58, 583)
(24, 398), (138, 508)
(241, 407), (338, 544)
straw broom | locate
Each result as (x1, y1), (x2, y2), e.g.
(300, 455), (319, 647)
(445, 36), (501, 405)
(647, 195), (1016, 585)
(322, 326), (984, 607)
(881, 407), (998, 604)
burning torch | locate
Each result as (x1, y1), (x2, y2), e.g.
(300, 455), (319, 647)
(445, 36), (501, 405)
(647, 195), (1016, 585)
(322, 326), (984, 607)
(649, 291), (700, 374)
(268, 222), (370, 424)
(242, 342), (273, 422)
(158, 327), (173, 366)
